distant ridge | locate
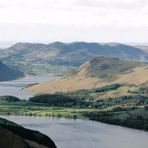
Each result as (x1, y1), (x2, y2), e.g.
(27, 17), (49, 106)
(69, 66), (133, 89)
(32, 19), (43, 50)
(0, 42), (148, 75)
(134, 45), (148, 54)
(23, 56), (148, 94)
(0, 61), (24, 81)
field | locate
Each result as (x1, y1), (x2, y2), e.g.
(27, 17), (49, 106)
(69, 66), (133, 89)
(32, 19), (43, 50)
(0, 100), (96, 119)
(0, 100), (148, 120)
(2, 82), (148, 132)
(1, 95), (148, 132)
(4, 60), (74, 75)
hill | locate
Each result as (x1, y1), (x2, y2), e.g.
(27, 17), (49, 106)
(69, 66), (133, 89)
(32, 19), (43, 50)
(0, 117), (56, 148)
(0, 61), (24, 81)
(0, 125), (29, 148)
(134, 45), (148, 53)
(23, 56), (148, 94)
(0, 42), (148, 75)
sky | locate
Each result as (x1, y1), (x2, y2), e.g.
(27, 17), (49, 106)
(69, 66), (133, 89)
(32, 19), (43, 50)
(0, 0), (148, 44)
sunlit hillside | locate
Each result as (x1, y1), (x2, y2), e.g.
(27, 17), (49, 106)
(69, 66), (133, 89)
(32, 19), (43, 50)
(24, 56), (148, 94)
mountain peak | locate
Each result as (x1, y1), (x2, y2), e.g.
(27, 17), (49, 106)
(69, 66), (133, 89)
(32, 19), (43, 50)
(24, 56), (147, 94)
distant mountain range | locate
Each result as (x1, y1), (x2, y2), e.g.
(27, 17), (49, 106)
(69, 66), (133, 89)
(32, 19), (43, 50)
(134, 45), (148, 53)
(0, 42), (148, 75)
(0, 61), (24, 81)
(23, 56), (148, 94)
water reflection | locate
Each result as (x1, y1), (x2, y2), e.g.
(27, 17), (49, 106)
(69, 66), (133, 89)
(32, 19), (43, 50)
(0, 75), (59, 99)
(1, 115), (148, 148)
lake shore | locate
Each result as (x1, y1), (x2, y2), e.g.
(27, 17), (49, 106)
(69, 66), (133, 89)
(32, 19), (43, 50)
(1, 114), (148, 148)
(0, 100), (148, 133)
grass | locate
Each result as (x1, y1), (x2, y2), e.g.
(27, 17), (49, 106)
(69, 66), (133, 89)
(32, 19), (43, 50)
(111, 111), (130, 120)
(4, 60), (75, 75)
(107, 86), (129, 94)
(24, 60), (148, 94)
(0, 101), (93, 119)
(1, 100), (148, 121)
(129, 108), (148, 118)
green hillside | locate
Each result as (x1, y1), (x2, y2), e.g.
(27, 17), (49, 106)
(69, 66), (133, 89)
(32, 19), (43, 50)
(0, 61), (25, 81)
(0, 117), (56, 148)
(0, 125), (30, 148)
(0, 42), (147, 75)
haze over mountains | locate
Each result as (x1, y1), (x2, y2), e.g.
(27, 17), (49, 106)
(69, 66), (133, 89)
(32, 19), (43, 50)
(0, 42), (148, 75)
(0, 61), (24, 81)
(24, 56), (148, 94)
(134, 45), (148, 54)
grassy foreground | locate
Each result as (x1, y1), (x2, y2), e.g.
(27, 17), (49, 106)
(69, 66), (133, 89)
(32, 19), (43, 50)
(0, 100), (95, 119)
(0, 100), (147, 120)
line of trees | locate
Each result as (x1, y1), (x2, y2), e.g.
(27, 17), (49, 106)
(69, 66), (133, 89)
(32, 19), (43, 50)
(0, 95), (20, 102)
(82, 111), (148, 131)
(29, 94), (76, 106)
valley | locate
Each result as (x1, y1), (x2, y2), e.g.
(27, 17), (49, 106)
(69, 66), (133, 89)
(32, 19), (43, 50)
(23, 56), (148, 94)
(2, 0), (148, 147)
(1, 41), (148, 147)
(0, 61), (25, 81)
(0, 42), (148, 75)
(1, 81), (148, 131)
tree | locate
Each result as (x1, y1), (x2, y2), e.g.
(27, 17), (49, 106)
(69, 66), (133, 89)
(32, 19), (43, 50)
(144, 106), (148, 111)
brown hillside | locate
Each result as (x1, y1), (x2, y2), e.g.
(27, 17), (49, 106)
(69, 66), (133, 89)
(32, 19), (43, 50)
(0, 126), (30, 148)
(23, 56), (148, 94)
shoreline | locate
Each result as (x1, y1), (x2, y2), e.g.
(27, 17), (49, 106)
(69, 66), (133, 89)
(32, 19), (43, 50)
(0, 113), (148, 133)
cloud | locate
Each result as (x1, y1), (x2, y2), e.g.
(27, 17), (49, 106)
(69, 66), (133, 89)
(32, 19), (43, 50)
(74, 0), (148, 10)
(1, 22), (148, 43)
(0, 0), (148, 42)
(0, 0), (147, 27)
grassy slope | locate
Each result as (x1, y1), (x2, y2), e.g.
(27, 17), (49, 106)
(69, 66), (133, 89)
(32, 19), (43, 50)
(23, 56), (148, 94)
(0, 42), (147, 75)
(0, 117), (56, 148)
(134, 45), (148, 53)
(0, 61), (25, 81)
(0, 125), (30, 148)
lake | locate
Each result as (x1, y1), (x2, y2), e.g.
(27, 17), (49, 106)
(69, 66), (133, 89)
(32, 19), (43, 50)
(1, 115), (148, 148)
(1, 76), (148, 148)
(0, 75), (59, 99)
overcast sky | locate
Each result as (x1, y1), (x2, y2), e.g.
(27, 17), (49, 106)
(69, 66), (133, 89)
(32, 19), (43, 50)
(0, 0), (148, 44)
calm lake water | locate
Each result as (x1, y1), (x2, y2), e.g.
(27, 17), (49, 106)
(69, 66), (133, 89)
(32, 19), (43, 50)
(0, 75), (59, 99)
(1, 115), (148, 148)
(1, 76), (148, 148)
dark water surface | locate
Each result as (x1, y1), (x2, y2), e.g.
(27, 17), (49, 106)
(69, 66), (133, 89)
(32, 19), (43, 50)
(1, 115), (148, 148)
(0, 75), (59, 99)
